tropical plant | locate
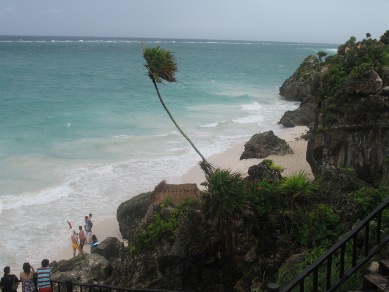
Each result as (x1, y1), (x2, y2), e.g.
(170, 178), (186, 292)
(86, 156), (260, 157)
(317, 51), (327, 62)
(366, 32), (371, 39)
(299, 204), (340, 248)
(380, 30), (389, 44)
(143, 45), (213, 175)
(279, 171), (315, 209)
(202, 169), (254, 291)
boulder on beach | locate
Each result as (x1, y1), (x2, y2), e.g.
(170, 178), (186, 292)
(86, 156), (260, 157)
(240, 130), (293, 160)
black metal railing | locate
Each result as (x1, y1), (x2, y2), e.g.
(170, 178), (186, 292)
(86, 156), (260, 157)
(51, 280), (184, 292)
(268, 197), (389, 292)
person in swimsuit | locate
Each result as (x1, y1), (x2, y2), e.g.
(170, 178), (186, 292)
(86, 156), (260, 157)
(19, 263), (36, 292)
(78, 226), (85, 255)
(71, 231), (79, 257)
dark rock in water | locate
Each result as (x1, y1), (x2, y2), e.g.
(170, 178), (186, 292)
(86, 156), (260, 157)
(240, 130), (293, 160)
(116, 192), (151, 240)
(246, 161), (283, 183)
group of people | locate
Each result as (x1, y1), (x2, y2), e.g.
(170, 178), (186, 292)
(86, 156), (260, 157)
(70, 213), (99, 257)
(0, 259), (52, 292)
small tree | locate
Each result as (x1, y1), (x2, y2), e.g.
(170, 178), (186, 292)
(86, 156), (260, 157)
(317, 51), (328, 62)
(380, 30), (389, 45)
(202, 169), (254, 291)
(366, 32), (371, 39)
(143, 45), (213, 175)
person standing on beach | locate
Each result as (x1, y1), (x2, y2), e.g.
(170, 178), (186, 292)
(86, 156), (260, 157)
(84, 216), (92, 243)
(36, 259), (52, 292)
(71, 231), (79, 258)
(0, 266), (20, 292)
(19, 263), (36, 292)
(88, 213), (93, 234)
(78, 226), (86, 255)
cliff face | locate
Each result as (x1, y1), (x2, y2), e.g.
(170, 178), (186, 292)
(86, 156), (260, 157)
(305, 37), (389, 186)
(279, 55), (320, 101)
(278, 55), (325, 128)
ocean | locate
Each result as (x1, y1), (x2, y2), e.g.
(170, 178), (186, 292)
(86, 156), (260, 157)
(0, 35), (338, 268)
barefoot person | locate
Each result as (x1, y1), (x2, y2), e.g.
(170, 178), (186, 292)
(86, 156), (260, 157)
(84, 216), (92, 243)
(78, 226), (85, 255)
(20, 263), (36, 292)
(71, 231), (79, 258)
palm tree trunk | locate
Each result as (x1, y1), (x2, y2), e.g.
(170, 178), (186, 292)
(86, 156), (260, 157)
(151, 78), (213, 175)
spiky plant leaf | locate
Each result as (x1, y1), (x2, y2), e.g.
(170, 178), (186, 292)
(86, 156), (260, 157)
(143, 46), (177, 83)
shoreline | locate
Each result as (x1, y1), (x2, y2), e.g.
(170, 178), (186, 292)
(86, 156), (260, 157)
(53, 125), (311, 262)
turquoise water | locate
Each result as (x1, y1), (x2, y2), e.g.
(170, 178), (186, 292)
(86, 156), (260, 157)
(0, 35), (337, 267)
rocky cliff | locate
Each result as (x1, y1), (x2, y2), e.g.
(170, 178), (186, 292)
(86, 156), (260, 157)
(305, 36), (389, 186)
(278, 55), (324, 128)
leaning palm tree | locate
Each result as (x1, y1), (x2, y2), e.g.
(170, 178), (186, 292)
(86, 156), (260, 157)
(143, 45), (213, 175)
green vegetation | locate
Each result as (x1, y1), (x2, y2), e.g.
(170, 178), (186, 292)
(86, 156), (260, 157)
(129, 197), (198, 254)
(202, 169), (254, 292)
(143, 45), (212, 175)
(299, 204), (340, 247)
(279, 171), (315, 209)
(262, 159), (284, 172)
(380, 30), (389, 45)
(134, 31), (389, 290)
(320, 31), (389, 102)
(317, 51), (327, 62)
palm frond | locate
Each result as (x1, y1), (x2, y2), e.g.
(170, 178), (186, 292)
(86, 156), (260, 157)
(143, 45), (177, 83)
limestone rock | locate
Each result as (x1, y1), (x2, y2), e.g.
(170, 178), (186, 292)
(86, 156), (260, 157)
(240, 130), (293, 160)
(116, 192), (151, 240)
(307, 68), (389, 185)
(279, 55), (320, 101)
(51, 253), (111, 284)
(343, 69), (383, 96)
(91, 237), (124, 265)
(278, 55), (324, 128)
(279, 101), (316, 128)
(246, 161), (283, 183)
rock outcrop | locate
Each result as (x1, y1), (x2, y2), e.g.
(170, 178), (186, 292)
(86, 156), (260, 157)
(240, 130), (293, 160)
(278, 55), (323, 128)
(306, 62), (389, 185)
(246, 161), (283, 183)
(50, 238), (128, 289)
(279, 55), (320, 101)
(117, 192), (151, 240)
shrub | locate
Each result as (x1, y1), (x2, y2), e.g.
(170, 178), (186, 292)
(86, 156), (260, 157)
(279, 171), (315, 208)
(129, 197), (198, 254)
(248, 179), (281, 217)
(262, 159), (285, 172)
(299, 204), (340, 248)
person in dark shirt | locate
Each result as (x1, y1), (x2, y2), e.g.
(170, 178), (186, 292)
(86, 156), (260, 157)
(0, 266), (20, 292)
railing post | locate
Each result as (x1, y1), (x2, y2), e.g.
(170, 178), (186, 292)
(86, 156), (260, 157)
(65, 280), (73, 292)
(267, 283), (280, 292)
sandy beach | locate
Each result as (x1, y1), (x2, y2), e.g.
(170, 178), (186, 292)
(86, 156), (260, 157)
(53, 126), (312, 262)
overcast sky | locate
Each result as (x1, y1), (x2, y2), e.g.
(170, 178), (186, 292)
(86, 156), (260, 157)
(0, 0), (388, 44)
